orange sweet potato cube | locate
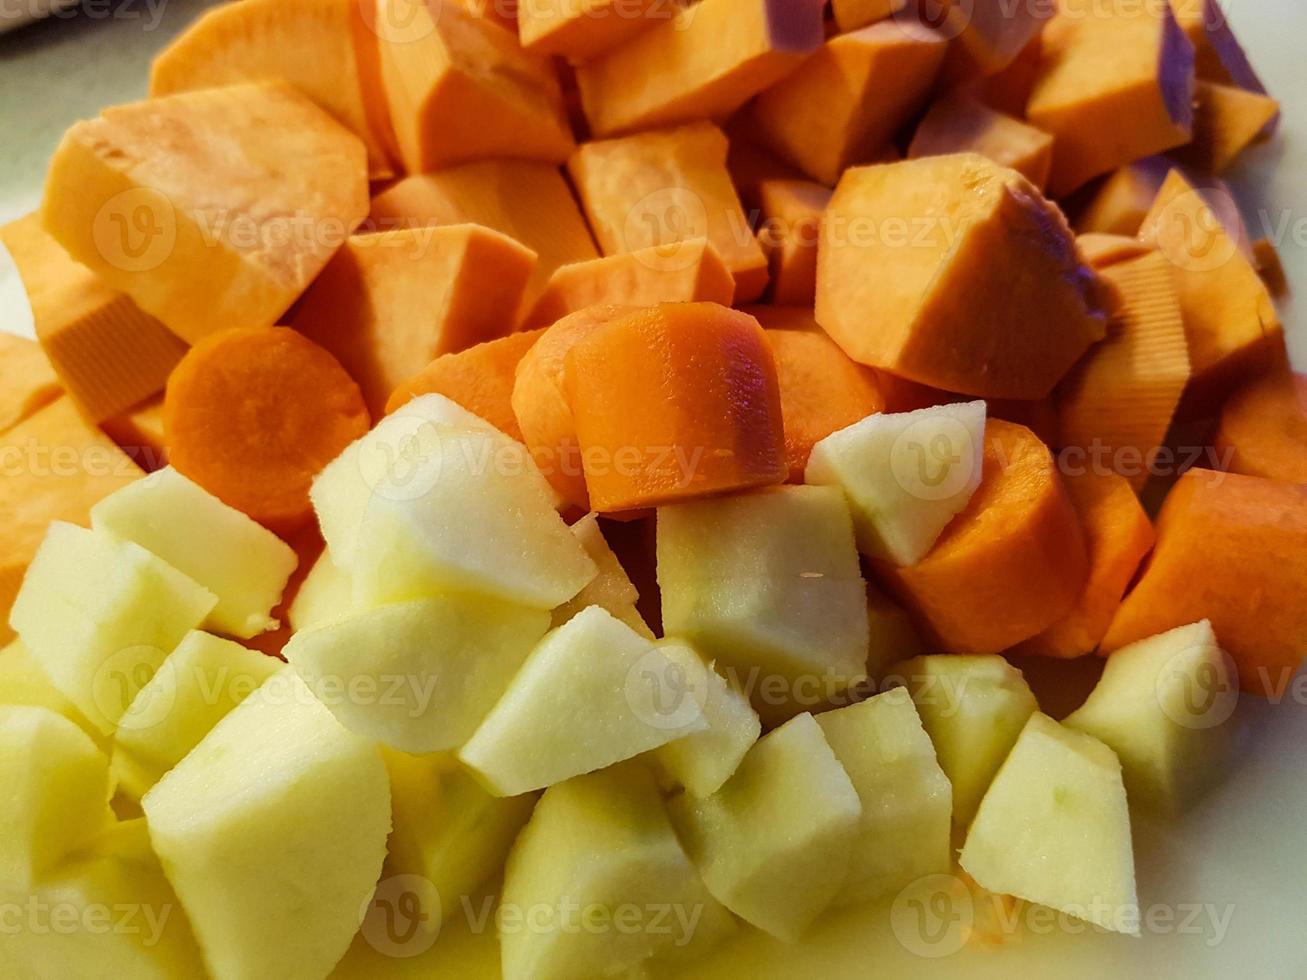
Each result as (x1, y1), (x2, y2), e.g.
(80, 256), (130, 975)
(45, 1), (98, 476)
(1074, 157), (1170, 236)
(755, 180), (831, 306)
(0, 332), (61, 436)
(908, 92), (1054, 191)
(831, 0), (906, 33)
(1175, 81), (1281, 173)
(517, 0), (671, 61)
(938, 0), (1054, 84)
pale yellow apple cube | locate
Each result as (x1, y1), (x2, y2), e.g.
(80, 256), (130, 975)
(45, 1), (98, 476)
(286, 552), (355, 632)
(0, 640), (103, 747)
(550, 513), (652, 639)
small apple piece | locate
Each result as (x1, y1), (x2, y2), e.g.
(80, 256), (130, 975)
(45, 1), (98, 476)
(9, 522), (216, 733)
(550, 513), (653, 639)
(805, 401), (986, 566)
(460, 607), (707, 796)
(142, 670), (390, 980)
(814, 688), (952, 906)
(90, 467), (298, 638)
(1064, 620), (1234, 813)
(897, 654), (1038, 827)
(286, 596), (550, 754)
(671, 712), (862, 942)
(0, 640), (103, 746)
(111, 631), (280, 799)
(658, 485), (870, 724)
(960, 712), (1139, 935)
(648, 641), (761, 798)
(0, 705), (114, 888)
(286, 552), (354, 633)
(502, 763), (735, 980)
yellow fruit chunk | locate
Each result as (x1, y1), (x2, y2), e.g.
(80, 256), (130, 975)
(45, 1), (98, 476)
(375, 0), (573, 172)
(524, 239), (735, 330)
(751, 20), (947, 186)
(831, 0), (905, 33)
(0, 329), (60, 434)
(550, 514), (652, 638)
(286, 552), (354, 633)
(0, 398), (144, 641)
(1, 213), (185, 423)
(291, 224), (535, 416)
(149, 0), (398, 178)
(1074, 157), (1169, 236)
(101, 395), (167, 471)
(1176, 80), (1281, 172)
(1055, 248), (1191, 487)
(517, 0), (670, 60)
(0, 640), (103, 746)
(568, 122), (769, 303)
(42, 82), (369, 345)
(816, 154), (1104, 399)
(908, 92), (1054, 190)
(575, 0), (824, 138)
(369, 161), (598, 321)
(756, 179), (830, 306)
(1029, 1), (1195, 195)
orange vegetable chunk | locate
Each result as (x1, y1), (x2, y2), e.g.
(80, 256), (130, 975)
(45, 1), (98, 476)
(568, 123), (769, 303)
(1213, 369), (1307, 486)
(908, 92), (1054, 191)
(974, 32), (1042, 116)
(831, 0), (906, 33)
(816, 154), (1104, 399)
(1074, 157), (1170, 236)
(1252, 238), (1289, 298)
(756, 180), (830, 306)
(385, 329), (545, 443)
(0, 332), (61, 436)
(875, 420), (1089, 655)
(767, 328), (884, 482)
(1028, 2), (1195, 196)
(1100, 469), (1307, 697)
(937, 0), (1054, 84)
(290, 224), (535, 417)
(1172, 0), (1272, 102)
(575, 0), (824, 138)
(750, 19), (947, 186)
(149, 0), (397, 178)
(517, 0), (670, 61)
(41, 82), (368, 346)
(1, 214), (186, 423)
(563, 304), (787, 512)
(1175, 81), (1281, 173)
(374, 0), (573, 172)
(1012, 472), (1155, 659)
(102, 396), (168, 472)
(164, 327), (370, 535)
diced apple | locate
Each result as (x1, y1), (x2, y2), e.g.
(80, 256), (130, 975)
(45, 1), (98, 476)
(648, 641), (761, 798)
(550, 513), (653, 639)
(896, 654), (1038, 827)
(0, 705), (114, 888)
(91, 467), (298, 639)
(142, 670), (390, 980)
(671, 712), (862, 942)
(502, 763), (735, 980)
(9, 522), (216, 734)
(814, 688), (952, 906)
(111, 631), (280, 800)
(285, 596), (550, 754)
(657, 486), (870, 724)
(805, 401), (987, 566)
(460, 607), (707, 797)
(0, 640), (103, 746)
(1064, 620), (1235, 812)
(286, 552), (354, 633)
(960, 712), (1139, 935)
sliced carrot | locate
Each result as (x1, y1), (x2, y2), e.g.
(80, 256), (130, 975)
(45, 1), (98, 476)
(164, 327), (369, 535)
(1175, 81), (1280, 173)
(756, 180), (831, 307)
(1213, 368), (1307, 485)
(1074, 157), (1170, 236)
(102, 396), (168, 472)
(908, 92), (1054, 191)
(874, 420), (1089, 655)
(562, 303), (787, 512)
(1011, 472), (1155, 659)
(523, 239), (735, 331)
(1252, 239), (1289, 298)
(0, 332), (61, 436)
(1100, 468), (1307, 697)
(386, 329), (545, 442)
(768, 328), (883, 482)
(511, 305), (638, 510)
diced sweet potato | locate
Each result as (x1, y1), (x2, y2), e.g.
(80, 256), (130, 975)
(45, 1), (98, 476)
(974, 33), (1042, 116)
(1252, 238), (1289, 298)
(1175, 81), (1281, 173)
(1075, 233), (1151, 269)
(908, 92), (1054, 191)
(1028, 2), (1195, 196)
(1101, 469), (1307, 697)
(1213, 368), (1307, 486)
(756, 180), (831, 306)
(368, 161), (598, 322)
(568, 122), (769, 303)
(150, 0), (397, 178)
(816, 154), (1104, 399)
(449, 0), (520, 32)
(0, 333), (61, 436)
(831, 0), (906, 33)
(1, 214), (186, 423)
(517, 0), (670, 61)
(575, 0), (824, 138)
(751, 20), (947, 186)
(42, 82), (368, 346)
(1074, 157), (1170, 236)
(723, 117), (811, 212)
(938, 0), (1054, 84)
(375, 0), (573, 172)
(1055, 248), (1191, 488)
(101, 396), (167, 472)
(1172, 0), (1272, 103)
(524, 239), (735, 330)
(290, 225), (535, 417)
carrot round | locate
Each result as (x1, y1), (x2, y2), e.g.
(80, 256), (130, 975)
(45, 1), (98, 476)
(386, 328), (545, 442)
(1011, 471), (1155, 659)
(767, 328), (883, 482)
(563, 303), (787, 513)
(1100, 468), (1307, 697)
(875, 420), (1089, 655)
(164, 326), (369, 535)
(510, 304), (636, 511)
(1213, 368), (1307, 485)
